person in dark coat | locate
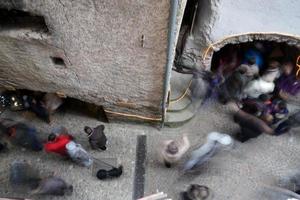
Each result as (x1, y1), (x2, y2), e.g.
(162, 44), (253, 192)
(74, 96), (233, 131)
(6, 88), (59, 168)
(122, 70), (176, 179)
(10, 160), (73, 196)
(0, 142), (6, 152)
(234, 109), (274, 142)
(23, 95), (50, 123)
(241, 94), (272, 116)
(218, 68), (249, 104)
(84, 125), (107, 150)
(5, 122), (43, 151)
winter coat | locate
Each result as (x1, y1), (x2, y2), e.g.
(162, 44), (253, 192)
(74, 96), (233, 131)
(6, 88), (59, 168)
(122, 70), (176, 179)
(88, 125), (107, 149)
(183, 132), (233, 171)
(66, 141), (93, 167)
(7, 123), (43, 151)
(234, 110), (274, 135)
(44, 134), (73, 156)
(243, 67), (280, 98)
(243, 78), (275, 98)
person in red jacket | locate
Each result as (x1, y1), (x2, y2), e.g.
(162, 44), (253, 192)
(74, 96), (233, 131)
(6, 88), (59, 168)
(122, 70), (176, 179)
(44, 133), (73, 157)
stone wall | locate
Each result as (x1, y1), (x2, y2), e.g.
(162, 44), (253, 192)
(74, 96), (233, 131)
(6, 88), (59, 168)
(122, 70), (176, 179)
(0, 0), (175, 122)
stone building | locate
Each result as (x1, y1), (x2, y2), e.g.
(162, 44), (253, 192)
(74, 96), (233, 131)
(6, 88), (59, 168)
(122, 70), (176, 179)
(0, 0), (187, 124)
(1, 0), (300, 125)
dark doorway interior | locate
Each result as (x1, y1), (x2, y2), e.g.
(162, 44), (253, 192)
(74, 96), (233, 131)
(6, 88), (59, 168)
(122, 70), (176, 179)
(210, 41), (300, 77)
(0, 8), (48, 32)
(0, 89), (108, 123)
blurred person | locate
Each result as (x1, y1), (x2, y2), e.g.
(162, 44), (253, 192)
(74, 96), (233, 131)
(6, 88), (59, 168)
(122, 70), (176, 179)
(158, 134), (190, 168)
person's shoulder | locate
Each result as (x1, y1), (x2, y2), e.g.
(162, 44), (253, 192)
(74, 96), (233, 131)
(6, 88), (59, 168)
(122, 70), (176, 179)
(95, 125), (105, 130)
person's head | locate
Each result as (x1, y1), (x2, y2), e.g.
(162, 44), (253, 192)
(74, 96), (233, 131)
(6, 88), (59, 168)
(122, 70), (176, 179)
(84, 126), (93, 135)
(166, 141), (179, 155)
(259, 94), (270, 102)
(262, 61), (280, 82)
(268, 60), (280, 69)
(238, 67), (247, 74)
(261, 114), (273, 124)
(247, 56), (256, 65)
(48, 133), (57, 142)
(278, 101), (287, 110)
(282, 61), (294, 75)
(187, 184), (210, 200)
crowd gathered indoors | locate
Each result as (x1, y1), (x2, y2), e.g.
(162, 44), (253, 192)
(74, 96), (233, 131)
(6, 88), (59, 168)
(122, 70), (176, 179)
(163, 41), (300, 199)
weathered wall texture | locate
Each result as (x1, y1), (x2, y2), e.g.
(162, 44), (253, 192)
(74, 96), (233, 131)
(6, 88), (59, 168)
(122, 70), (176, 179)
(181, 0), (300, 69)
(0, 0), (173, 121)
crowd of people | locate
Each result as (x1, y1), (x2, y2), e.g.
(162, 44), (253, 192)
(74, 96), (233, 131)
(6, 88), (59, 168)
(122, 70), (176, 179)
(1, 42), (300, 199)
(0, 115), (123, 197)
(168, 42), (300, 199)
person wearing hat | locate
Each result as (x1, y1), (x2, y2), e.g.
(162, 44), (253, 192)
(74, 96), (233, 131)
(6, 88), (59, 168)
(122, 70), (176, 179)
(84, 125), (107, 150)
(181, 184), (212, 200)
(158, 134), (190, 168)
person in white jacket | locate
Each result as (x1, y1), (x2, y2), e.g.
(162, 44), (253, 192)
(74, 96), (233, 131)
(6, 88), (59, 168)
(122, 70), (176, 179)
(183, 132), (233, 171)
(243, 61), (281, 98)
(158, 134), (190, 168)
(66, 141), (93, 167)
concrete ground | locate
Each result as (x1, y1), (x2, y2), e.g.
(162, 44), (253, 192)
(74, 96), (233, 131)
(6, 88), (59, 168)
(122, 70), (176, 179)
(145, 102), (300, 200)
(0, 109), (140, 200)
(0, 101), (300, 200)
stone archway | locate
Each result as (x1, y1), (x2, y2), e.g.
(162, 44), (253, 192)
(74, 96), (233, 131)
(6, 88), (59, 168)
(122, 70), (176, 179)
(201, 33), (300, 70)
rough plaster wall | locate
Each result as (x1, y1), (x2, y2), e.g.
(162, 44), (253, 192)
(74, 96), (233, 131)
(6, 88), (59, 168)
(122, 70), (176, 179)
(0, 37), (77, 91)
(181, 0), (300, 69)
(0, 0), (172, 119)
(180, 0), (219, 68)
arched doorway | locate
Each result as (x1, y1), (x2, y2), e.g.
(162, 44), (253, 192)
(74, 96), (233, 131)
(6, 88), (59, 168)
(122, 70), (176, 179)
(167, 33), (300, 127)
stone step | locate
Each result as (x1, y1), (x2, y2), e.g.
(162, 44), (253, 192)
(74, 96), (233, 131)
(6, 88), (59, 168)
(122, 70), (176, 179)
(167, 95), (192, 112)
(169, 72), (192, 100)
(164, 102), (196, 128)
